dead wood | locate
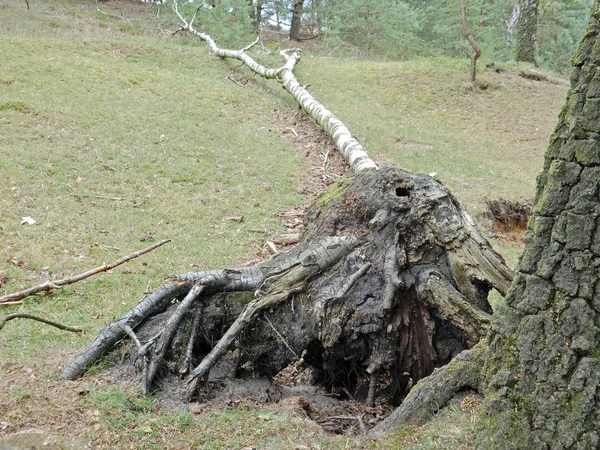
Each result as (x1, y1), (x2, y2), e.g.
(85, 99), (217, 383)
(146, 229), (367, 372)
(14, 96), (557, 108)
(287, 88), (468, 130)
(56, 6), (514, 438)
(0, 239), (170, 305)
(63, 169), (512, 410)
(0, 313), (83, 333)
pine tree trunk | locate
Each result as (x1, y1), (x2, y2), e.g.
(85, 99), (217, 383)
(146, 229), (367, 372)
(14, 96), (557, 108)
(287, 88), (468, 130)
(476, 3), (600, 446)
(515, 0), (539, 63)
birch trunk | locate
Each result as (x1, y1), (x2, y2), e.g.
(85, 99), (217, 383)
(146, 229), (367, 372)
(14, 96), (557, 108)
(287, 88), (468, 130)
(172, 1), (378, 174)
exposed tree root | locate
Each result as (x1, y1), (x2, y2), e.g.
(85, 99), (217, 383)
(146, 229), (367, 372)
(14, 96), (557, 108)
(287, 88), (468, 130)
(58, 5), (517, 436)
(62, 168), (512, 413)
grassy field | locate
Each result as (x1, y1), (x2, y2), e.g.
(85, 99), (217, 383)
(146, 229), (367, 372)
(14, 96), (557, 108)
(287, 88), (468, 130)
(0, 1), (568, 448)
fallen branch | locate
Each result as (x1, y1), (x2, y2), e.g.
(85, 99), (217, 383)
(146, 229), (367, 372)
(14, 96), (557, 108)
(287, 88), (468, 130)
(0, 313), (83, 333)
(96, 7), (133, 24)
(0, 301), (23, 308)
(318, 415), (366, 434)
(0, 239), (171, 304)
(271, 233), (300, 245)
(72, 194), (125, 201)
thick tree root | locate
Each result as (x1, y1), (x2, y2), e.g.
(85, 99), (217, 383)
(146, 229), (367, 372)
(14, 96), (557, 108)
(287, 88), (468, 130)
(60, 281), (191, 380)
(184, 236), (359, 398)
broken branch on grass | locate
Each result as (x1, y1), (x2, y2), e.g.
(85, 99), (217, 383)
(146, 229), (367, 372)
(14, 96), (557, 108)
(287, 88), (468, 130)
(0, 313), (83, 333)
(0, 239), (171, 304)
(72, 194), (125, 201)
(0, 301), (23, 308)
(96, 7), (133, 24)
(271, 234), (300, 245)
(318, 415), (366, 434)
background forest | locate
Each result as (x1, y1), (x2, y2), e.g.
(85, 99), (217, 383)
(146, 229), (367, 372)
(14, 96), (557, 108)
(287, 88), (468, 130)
(185, 0), (594, 75)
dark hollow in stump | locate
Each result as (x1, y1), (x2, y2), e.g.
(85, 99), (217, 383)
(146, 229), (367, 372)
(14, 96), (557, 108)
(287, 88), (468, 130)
(62, 167), (513, 408)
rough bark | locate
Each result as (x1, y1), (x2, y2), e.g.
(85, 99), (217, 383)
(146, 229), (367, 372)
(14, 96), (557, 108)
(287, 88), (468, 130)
(373, 3), (600, 447)
(476, 5), (600, 446)
(62, 168), (512, 407)
(515, 0), (539, 64)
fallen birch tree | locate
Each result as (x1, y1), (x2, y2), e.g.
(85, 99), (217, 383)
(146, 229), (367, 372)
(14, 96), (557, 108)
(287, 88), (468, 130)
(62, 0), (514, 433)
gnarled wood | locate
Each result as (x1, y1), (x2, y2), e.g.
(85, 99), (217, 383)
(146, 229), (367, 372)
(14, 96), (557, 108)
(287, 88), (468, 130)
(64, 168), (512, 408)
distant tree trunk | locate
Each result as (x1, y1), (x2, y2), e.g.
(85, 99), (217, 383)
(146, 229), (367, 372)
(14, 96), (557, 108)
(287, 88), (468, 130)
(515, 0), (539, 63)
(313, 0), (322, 33)
(274, 0), (281, 30)
(290, 0), (304, 41)
(255, 1), (263, 31)
(505, 2), (520, 48)
(460, 0), (481, 82)
(248, 0), (262, 32)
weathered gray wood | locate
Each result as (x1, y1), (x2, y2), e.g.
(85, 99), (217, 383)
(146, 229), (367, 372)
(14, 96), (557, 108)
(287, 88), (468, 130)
(64, 168), (512, 405)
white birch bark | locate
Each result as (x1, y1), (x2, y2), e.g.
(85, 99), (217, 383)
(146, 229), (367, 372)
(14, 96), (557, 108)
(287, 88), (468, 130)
(172, 1), (378, 174)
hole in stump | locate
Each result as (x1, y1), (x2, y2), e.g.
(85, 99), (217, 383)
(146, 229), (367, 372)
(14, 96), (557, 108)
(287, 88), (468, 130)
(395, 187), (410, 197)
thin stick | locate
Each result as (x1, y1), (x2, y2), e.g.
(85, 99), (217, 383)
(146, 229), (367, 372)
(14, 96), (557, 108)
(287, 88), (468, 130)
(180, 312), (202, 375)
(0, 239), (171, 304)
(265, 315), (298, 358)
(0, 313), (83, 333)
(0, 301), (23, 307)
(319, 415), (366, 434)
(72, 194), (125, 201)
(121, 324), (142, 350)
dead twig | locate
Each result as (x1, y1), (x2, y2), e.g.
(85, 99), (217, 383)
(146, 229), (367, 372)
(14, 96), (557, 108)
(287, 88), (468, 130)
(0, 313), (83, 333)
(0, 301), (23, 308)
(227, 74), (249, 87)
(72, 194), (125, 201)
(96, 7), (133, 24)
(0, 239), (171, 304)
(265, 315), (298, 358)
(271, 233), (300, 245)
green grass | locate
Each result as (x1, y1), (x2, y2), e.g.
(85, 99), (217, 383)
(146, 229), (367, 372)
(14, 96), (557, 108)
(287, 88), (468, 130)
(0, 0), (568, 448)
(372, 395), (482, 450)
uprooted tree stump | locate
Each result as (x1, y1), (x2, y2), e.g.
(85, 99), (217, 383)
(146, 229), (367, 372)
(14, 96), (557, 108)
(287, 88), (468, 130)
(62, 167), (512, 409)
